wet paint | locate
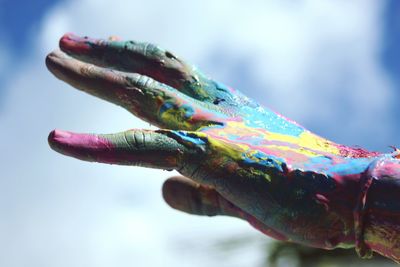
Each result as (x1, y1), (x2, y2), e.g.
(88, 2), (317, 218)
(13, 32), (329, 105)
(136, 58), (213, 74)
(48, 33), (400, 263)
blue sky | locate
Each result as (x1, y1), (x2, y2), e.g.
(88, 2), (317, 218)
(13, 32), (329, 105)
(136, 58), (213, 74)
(0, 1), (400, 266)
(0, 0), (62, 104)
(0, 0), (61, 53)
(383, 1), (400, 82)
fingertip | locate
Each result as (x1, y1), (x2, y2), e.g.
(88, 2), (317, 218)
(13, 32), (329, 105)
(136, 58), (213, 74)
(162, 176), (201, 214)
(47, 129), (113, 162)
(48, 129), (57, 147)
(162, 176), (225, 216)
(60, 33), (92, 55)
(48, 129), (73, 152)
(45, 50), (69, 74)
(45, 53), (56, 73)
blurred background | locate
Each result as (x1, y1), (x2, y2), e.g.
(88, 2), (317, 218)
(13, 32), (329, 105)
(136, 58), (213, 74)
(0, 0), (400, 266)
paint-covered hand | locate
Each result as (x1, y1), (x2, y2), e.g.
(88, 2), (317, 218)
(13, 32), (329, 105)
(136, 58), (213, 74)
(46, 33), (399, 261)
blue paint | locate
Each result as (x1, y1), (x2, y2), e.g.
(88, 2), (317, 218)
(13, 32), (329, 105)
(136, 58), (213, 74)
(242, 151), (285, 173)
(159, 102), (195, 120)
(301, 156), (334, 172)
(240, 106), (304, 137)
(309, 156), (333, 165)
(159, 101), (175, 115)
(300, 155), (376, 177)
(225, 133), (242, 140)
(326, 158), (373, 176)
(180, 104), (195, 119)
(170, 130), (207, 146)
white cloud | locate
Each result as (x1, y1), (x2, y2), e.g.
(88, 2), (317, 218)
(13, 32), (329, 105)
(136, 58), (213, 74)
(0, 0), (395, 266)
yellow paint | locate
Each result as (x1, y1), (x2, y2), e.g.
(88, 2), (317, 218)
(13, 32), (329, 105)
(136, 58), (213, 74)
(219, 121), (341, 157)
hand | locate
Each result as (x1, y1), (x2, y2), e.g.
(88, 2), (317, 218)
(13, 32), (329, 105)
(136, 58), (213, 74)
(46, 33), (400, 262)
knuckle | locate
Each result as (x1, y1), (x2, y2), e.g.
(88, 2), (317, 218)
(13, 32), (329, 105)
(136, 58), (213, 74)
(79, 64), (95, 76)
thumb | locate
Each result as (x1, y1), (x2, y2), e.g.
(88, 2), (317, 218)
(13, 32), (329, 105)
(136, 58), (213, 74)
(162, 176), (289, 241)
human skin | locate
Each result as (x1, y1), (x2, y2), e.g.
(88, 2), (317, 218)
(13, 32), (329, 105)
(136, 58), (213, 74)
(46, 33), (400, 263)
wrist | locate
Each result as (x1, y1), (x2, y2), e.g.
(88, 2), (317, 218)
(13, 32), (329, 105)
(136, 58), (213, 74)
(362, 159), (400, 263)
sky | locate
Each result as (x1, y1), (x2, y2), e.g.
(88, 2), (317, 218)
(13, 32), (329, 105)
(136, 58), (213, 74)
(0, 0), (400, 266)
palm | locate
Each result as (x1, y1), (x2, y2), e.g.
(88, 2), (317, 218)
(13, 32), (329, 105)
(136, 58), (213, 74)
(47, 33), (392, 259)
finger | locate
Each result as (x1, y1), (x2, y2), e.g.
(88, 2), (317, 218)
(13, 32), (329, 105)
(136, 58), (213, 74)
(59, 33), (236, 105)
(48, 129), (201, 169)
(162, 176), (240, 217)
(162, 176), (289, 241)
(46, 50), (226, 131)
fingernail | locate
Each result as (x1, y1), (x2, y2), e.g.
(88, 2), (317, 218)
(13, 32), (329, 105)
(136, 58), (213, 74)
(49, 129), (72, 140)
(45, 50), (69, 69)
(59, 33), (93, 54)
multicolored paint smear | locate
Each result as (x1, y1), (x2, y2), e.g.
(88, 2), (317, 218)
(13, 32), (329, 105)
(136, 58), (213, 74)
(47, 33), (400, 263)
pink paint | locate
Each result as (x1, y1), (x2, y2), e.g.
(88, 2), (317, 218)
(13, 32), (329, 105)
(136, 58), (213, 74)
(48, 129), (115, 163)
(60, 33), (93, 55)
